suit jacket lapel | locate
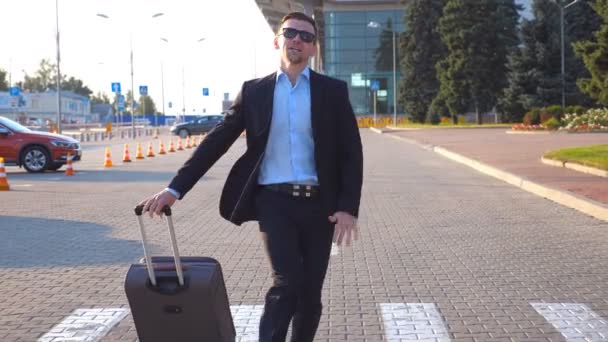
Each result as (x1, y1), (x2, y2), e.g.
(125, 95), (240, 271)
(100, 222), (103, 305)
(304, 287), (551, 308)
(310, 70), (323, 142)
(256, 72), (276, 136)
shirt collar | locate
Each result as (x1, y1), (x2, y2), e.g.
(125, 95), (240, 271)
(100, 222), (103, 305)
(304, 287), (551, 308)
(276, 66), (310, 82)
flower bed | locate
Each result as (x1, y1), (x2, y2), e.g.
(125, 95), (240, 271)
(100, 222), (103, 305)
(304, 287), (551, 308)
(512, 108), (608, 132)
(511, 124), (553, 131)
(559, 108), (608, 132)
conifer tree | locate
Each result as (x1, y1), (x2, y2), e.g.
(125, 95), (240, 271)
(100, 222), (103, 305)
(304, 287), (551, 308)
(399, 0), (446, 123)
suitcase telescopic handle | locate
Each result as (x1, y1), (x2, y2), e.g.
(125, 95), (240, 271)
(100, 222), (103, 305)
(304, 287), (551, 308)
(134, 205), (185, 287)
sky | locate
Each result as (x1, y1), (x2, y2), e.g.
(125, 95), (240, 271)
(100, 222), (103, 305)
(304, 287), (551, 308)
(0, 0), (279, 114)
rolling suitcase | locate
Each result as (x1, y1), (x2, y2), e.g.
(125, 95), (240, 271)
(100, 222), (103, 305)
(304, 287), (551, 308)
(125, 205), (236, 342)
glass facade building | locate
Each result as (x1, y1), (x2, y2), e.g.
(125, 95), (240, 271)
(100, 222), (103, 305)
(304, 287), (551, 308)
(323, 9), (405, 115)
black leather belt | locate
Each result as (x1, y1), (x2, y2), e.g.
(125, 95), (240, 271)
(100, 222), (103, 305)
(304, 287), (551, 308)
(261, 183), (320, 198)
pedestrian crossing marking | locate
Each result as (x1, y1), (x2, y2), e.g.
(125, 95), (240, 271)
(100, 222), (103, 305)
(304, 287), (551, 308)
(37, 308), (128, 342)
(532, 303), (608, 341)
(231, 305), (264, 342)
(37, 303), (608, 341)
(379, 303), (451, 341)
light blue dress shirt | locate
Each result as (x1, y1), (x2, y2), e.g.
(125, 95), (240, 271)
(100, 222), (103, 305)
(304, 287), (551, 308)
(258, 67), (318, 185)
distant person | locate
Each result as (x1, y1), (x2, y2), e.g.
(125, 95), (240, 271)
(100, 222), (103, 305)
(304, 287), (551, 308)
(139, 11), (363, 342)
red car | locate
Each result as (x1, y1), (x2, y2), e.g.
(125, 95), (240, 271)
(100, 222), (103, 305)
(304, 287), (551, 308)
(0, 116), (82, 172)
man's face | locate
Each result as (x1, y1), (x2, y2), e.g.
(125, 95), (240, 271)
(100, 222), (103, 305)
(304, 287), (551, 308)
(274, 19), (317, 66)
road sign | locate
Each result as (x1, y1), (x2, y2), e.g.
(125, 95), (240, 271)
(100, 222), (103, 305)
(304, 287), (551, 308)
(9, 86), (20, 96)
(370, 80), (380, 92)
(118, 95), (125, 111)
(139, 85), (148, 96)
(111, 82), (121, 93)
(202, 88), (209, 96)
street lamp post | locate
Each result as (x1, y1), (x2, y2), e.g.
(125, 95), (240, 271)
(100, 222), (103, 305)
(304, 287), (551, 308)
(96, 12), (164, 138)
(368, 21), (398, 127)
(554, 0), (581, 112)
(55, 0), (62, 133)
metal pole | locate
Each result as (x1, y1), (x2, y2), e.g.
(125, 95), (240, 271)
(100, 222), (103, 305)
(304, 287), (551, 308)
(392, 30), (397, 127)
(130, 36), (136, 138)
(182, 66), (185, 123)
(161, 61), (165, 126)
(373, 91), (377, 125)
(55, 0), (62, 133)
(560, 5), (566, 112)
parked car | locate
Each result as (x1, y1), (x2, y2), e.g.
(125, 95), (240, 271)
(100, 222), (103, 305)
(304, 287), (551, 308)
(170, 115), (224, 138)
(0, 116), (81, 172)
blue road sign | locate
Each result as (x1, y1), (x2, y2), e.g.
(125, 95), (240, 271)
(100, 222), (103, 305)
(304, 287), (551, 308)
(139, 85), (148, 96)
(118, 95), (125, 111)
(111, 82), (121, 93)
(370, 80), (380, 92)
(9, 86), (20, 96)
(202, 88), (209, 96)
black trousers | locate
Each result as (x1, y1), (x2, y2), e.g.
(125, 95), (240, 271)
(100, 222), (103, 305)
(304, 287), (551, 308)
(255, 188), (335, 342)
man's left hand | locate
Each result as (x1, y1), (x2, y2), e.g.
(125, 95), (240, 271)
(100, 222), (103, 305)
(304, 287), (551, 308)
(328, 211), (358, 247)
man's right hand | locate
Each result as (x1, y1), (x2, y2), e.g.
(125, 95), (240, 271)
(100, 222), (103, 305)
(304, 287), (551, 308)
(138, 189), (178, 218)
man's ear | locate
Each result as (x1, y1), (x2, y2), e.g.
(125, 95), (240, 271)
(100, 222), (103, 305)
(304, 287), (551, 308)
(273, 36), (280, 50)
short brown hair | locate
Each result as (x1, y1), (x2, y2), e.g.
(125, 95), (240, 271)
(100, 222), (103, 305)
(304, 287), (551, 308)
(276, 12), (317, 38)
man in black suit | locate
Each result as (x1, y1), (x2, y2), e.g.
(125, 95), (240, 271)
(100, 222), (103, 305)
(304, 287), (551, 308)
(140, 11), (363, 342)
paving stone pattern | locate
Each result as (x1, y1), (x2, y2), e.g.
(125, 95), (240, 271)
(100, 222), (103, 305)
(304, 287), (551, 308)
(1, 131), (607, 341)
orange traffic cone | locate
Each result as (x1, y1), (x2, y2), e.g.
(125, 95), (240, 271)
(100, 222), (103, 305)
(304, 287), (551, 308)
(158, 140), (166, 154)
(177, 137), (184, 151)
(135, 143), (145, 159)
(185, 136), (192, 149)
(147, 142), (156, 157)
(103, 147), (113, 167)
(0, 157), (10, 191)
(65, 152), (75, 176)
(122, 144), (132, 162)
(191, 135), (198, 147)
(168, 138), (176, 153)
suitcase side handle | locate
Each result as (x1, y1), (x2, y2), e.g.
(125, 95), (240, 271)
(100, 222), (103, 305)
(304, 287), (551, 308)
(133, 205), (185, 287)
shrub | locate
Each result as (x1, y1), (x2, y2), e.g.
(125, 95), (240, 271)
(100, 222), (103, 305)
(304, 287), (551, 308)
(562, 108), (608, 131)
(565, 105), (586, 115)
(542, 117), (561, 130)
(523, 108), (541, 125)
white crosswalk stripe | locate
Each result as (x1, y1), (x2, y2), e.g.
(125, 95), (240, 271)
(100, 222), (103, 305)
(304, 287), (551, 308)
(379, 303), (451, 341)
(231, 305), (264, 342)
(532, 303), (608, 341)
(38, 302), (608, 341)
(37, 308), (128, 342)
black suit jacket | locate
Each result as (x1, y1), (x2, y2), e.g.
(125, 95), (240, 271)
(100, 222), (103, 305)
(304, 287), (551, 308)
(168, 70), (363, 226)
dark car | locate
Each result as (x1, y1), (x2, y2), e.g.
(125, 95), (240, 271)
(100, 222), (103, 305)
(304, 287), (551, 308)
(170, 115), (224, 138)
(0, 116), (81, 172)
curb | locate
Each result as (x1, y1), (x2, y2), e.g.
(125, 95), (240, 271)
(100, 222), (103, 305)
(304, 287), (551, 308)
(380, 132), (608, 223)
(541, 157), (608, 178)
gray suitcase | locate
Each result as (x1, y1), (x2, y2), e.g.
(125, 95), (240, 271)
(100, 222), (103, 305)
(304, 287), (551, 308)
(125, 205), (235, 342)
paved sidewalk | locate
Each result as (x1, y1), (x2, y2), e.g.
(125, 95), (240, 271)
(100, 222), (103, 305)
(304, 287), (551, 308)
(383, 127), (608, 220)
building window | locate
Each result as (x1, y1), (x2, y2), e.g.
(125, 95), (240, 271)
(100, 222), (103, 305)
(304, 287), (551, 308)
(324, 9), (405, 115)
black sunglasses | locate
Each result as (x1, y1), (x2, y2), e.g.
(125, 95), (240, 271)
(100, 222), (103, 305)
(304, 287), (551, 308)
(281, 28), (316, 43)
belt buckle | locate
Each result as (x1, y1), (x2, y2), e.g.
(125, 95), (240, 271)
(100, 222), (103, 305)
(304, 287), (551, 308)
(290, 184), (315, 198)
(292, 184), (300, 197)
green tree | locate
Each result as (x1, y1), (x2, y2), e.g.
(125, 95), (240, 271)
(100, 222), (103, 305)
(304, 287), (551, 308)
(565, 0), (602, 107)
(399, 0), (447, 123)
(91, 91), (111, 105)
(0, 69), (8, 91)
(135, 95), (157, 115)
(62, 76), (93, 98)
(23, 59), (55, 92)
(573, 0), (608, 106)
(21, 58), (92, 97)
(436, 0), (521, 124)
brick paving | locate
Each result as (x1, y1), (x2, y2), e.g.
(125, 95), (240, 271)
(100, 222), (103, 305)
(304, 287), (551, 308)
(0, 130), (607, 341)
